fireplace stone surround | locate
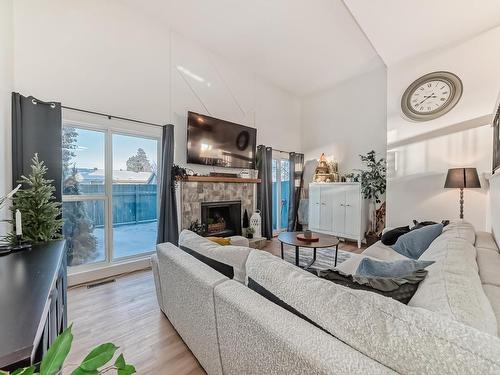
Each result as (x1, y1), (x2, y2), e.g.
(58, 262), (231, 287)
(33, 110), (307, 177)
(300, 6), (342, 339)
(180, 181), (255, 234)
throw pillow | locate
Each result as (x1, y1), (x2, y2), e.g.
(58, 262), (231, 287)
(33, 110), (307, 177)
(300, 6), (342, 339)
(206, 236), (231, 246)
(356, 257), (434, 278)
(412, 219), (450, 230)
(381, 226), (410, 245)
(179, 245), (234, 279)
(314, 269), (424, 304)
(392, 223), (443, 259)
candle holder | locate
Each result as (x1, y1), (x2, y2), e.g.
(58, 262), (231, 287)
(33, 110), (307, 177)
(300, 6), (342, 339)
(10, 235), (32, 252)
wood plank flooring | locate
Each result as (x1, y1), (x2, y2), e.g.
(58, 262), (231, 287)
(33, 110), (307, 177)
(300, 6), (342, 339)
(65, 237), (365, 374)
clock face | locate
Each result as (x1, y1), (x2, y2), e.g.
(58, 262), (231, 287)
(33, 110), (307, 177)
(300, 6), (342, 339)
(401, 72), (462, 122)
(410, 80), (451, 114)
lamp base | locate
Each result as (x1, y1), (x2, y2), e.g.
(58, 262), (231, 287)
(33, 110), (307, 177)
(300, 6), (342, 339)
(459, 188), (464, 220)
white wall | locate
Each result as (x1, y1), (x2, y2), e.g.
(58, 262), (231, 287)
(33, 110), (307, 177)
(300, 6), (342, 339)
(0, 0), (13, 236)
(386, 26), (500, 230)
(12, 0), (302, 177)
(300, 66), (387, 173)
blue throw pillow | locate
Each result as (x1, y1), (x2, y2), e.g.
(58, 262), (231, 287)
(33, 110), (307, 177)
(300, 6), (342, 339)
(392, 223), (443, 259)
(356, 257), (434, 278)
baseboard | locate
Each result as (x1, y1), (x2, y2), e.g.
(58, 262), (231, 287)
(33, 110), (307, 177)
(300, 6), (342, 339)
(68, 257), (152, 287)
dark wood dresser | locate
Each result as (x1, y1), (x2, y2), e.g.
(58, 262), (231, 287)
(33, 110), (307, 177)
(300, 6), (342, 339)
(0, 240), (67, 370)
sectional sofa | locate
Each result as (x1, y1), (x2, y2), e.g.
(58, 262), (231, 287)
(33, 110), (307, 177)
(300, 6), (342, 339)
(151, 222), (500, 374)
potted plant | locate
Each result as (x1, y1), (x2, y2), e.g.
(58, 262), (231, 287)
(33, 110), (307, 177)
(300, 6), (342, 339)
(357, 150), (386, 245)
(1, 325), (135, 375)
(188, 219), (206, 236)
(246, 226), (255, 239)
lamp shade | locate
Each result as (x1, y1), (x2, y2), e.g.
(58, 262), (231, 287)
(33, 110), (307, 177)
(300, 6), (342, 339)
(444, 168), (481, 189)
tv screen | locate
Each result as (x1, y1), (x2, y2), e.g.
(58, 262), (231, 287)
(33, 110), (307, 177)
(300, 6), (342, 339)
(187, 111), (257, 169)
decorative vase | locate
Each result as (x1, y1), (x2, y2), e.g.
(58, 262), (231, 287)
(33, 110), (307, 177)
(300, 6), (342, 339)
(250, 210), (262, 238)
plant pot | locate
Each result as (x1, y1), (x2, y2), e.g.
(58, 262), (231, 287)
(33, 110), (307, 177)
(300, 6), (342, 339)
(246, 233), (253, 239)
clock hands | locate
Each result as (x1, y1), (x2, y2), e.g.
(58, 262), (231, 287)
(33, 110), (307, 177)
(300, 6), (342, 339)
(418, 93), (436, 106)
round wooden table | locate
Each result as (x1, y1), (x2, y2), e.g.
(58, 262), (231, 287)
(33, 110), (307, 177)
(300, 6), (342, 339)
(278, 232), (340, 269)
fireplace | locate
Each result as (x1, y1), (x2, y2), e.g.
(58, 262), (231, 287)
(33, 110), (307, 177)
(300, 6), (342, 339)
(201, 200), (242, 237)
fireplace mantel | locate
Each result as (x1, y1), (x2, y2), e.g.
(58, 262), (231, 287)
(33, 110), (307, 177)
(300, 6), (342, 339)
(182, 176), (261, 184)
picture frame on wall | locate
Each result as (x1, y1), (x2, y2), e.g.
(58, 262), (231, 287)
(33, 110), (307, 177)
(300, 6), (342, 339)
(494, 104), (500, 173)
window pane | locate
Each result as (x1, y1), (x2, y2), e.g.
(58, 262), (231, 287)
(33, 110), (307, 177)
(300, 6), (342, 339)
(63, 127), (105, 195)
(112, 134), (158, 258)
(63, 200), (106, 266)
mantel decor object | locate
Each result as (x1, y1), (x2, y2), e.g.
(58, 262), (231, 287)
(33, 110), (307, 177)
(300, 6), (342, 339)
(314, 153), (333, 182)
(444, 167), (481, 219)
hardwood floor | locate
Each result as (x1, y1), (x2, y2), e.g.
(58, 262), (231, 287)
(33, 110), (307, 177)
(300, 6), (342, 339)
(65, 271), (205, 375)
(65, 237), (365, 374)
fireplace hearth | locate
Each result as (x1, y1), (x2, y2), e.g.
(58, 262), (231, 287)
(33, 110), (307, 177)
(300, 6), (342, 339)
(201, 200), (242, 237)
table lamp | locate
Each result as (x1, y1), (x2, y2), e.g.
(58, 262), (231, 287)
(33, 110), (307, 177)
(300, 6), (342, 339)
(444, 168), (481, 219)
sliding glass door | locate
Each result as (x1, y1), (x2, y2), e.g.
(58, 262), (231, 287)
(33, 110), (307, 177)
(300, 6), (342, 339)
(62, 124), (160, 268)
(112, 134), (159, 259)
(272, 151), (290, 235)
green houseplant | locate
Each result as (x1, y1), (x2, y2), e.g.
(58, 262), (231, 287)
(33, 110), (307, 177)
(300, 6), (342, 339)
(0, 325), (135, 375)
(358, 151), (386, 241)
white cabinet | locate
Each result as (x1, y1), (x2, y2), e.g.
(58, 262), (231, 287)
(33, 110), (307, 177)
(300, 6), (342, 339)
(308, 183), (367, 248)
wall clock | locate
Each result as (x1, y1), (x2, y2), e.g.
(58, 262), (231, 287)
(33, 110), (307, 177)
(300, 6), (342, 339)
(401, 71), (463, 122)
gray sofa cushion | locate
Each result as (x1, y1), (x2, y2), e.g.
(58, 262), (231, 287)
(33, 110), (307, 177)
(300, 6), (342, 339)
(214, 280), (394, 374)
(410, 236), (497, 335)
(246, 250), (500, 374)
(477, 247), (500, 287)
(475, 231), (499, 251)
(179, 229), (251, 282)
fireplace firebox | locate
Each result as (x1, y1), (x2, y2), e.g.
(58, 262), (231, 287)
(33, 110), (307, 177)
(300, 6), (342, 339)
(201, 200), (242, 237)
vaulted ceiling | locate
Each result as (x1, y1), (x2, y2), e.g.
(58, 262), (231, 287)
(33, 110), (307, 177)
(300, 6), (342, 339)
(128, 0), (383, 96)
(342, 0), (500, 65)
(128, 0), (500, 96)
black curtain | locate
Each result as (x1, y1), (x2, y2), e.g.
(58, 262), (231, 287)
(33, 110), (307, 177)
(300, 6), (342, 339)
(12, 93), (62, 202)
(256, 145), (273, 240)
(287, 152), (304, 232)
(157, 124), (179, 245)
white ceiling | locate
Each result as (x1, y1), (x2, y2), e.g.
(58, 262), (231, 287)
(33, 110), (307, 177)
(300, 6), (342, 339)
(128, 0), (383, 96)
(344, 0), (500, 65)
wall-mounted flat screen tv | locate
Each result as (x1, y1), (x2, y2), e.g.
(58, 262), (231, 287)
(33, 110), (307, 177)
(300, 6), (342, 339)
(187, 111), (257, 169)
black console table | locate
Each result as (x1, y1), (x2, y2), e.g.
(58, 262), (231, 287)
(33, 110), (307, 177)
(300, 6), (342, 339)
(0, 240), (67, 370)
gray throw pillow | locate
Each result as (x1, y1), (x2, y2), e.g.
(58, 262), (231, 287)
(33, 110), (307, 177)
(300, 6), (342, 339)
(356, 257), (434, 278)
(392, 223), (443, 259)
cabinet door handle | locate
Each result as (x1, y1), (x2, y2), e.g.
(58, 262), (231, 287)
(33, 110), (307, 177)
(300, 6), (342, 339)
(346, 204), (351, 207)
(340, 204), (344, 207)
(321, 203), (326, 206)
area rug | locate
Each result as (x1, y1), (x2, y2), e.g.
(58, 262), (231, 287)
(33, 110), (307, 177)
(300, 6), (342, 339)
(282, 247), (354, 270)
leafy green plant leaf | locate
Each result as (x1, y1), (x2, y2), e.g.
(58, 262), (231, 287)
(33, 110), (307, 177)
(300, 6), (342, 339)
(40, 325), (73, 375)
(11, 367), (36, 375)
(114, 354), (126, 369)
(70, 367), (98, 375)
(117, 365), (136, 375)
(78, 343), (118, 371)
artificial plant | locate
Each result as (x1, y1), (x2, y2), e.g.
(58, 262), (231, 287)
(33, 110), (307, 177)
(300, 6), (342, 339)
(358, 150), (386, 235)
(0, 325), (136, 375)
(5, 154), (62, 245)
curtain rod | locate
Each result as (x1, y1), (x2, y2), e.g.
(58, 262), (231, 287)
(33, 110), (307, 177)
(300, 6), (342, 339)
(61, 105), (166, 128)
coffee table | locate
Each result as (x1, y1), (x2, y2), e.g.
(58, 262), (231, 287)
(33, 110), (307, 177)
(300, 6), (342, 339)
(278, 232), (340, 269)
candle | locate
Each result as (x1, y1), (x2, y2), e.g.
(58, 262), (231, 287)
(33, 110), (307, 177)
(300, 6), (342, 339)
(15, 209), (22, 236)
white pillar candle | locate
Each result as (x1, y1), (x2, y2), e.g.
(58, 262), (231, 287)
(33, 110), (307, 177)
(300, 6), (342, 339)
(15, 209), (22, 236)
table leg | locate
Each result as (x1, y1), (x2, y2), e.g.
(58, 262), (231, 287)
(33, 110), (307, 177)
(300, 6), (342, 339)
(304, 248), (317, 269)
(295, 246), (299, 267)
(280, 241), (284, 259)
(334, 243), (339, 267)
